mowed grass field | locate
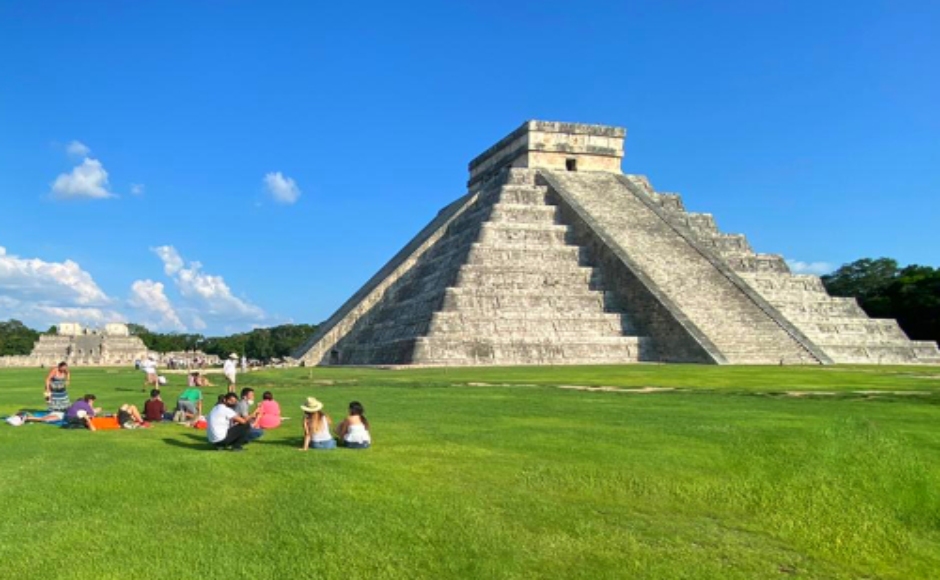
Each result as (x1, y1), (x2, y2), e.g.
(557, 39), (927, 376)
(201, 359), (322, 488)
(2, 364), (940, 579)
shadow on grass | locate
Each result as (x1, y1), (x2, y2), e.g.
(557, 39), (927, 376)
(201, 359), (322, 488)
(253, 436), (303, 449)
(162, 433), (216, 451)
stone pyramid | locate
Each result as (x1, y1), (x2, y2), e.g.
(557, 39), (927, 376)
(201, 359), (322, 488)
(295, 121), (940, 366)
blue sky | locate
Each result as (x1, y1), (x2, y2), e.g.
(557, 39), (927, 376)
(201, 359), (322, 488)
(0, 0), (937, 335)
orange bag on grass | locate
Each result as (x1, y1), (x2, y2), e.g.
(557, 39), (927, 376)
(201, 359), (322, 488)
(90, 416), (121, 430)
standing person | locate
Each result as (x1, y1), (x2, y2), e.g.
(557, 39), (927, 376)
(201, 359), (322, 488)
(66, 394), (100, 431)
(143, 389), (165, 422)
(141, 355), (159, 392)
(240, 355), (248, 374)
(253, 391), (282, 430)
(337, 401), (371, 449)
(299, 397), (334, 450)
(44, 362), (71, 412)
(223, 353), (238, 393)
(207, 392), (252, 451)
(175, 386), (203, 423)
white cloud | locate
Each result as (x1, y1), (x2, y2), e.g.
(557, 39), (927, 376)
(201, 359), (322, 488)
(130, 183), (145, 196)
(263, 171), (301, 204)
(129, 279), (185, 331)
(787, 259), (834, 276)
(66, 140), (91, 158)
(0, 246), (111, 305)
(51, 158), (114, 200)
(153, 245), (184, 276)
(151, 245), (266, 322)
(0, 246), (123, 329)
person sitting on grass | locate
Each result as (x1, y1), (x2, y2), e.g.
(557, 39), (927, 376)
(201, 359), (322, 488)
(175, 386), (204, 423)
(143, 389), (165, 422)
(253, 391), (282, 430)
(337, 401), (371, 449)
(66, 394), (101, 431)
(188, 371), (213, 388)
(117, 404), (148, 429)
(235, 387), (263, 440)
(299, 397), (334, 450)
(207, 392), (252, 451)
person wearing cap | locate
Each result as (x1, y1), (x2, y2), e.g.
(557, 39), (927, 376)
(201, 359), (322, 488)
(223, 353), (238, 393)
(207, 392), (252, 451)
(66, 394), (101, 431)
(299, 397), (335, 450)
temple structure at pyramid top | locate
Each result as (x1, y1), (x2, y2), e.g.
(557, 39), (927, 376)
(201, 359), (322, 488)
(294, 120), (940, 366)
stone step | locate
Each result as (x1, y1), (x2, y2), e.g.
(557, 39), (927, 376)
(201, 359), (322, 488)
(738, 273), (828, 293)
(454, 264), (599, 289)
(465, 243), (585, 266)
(428, 312), (628, 337)
(488, 203), (558, 224)
(440, 288), (611, 312)
(412, 336), (651, 365)
(505, 168), (540, 185)
(493, 185), (550, 205)
(724, 254), (789, 274)
(478, 221), (570, 246)
(771, 299), (867, 318)
(821, 344), (940, 365)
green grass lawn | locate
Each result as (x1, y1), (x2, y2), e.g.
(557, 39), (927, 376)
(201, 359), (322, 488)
(2, 364), (940, 579)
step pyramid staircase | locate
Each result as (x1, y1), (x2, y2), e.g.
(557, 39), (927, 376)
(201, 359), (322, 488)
(295, 120), (940, 366)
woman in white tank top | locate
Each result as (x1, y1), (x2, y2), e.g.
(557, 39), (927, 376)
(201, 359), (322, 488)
(337, 401), (371, 449)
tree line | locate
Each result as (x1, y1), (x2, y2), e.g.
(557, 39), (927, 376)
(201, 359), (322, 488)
(821, 258), (939, 346)
(0, 321), (319, 362)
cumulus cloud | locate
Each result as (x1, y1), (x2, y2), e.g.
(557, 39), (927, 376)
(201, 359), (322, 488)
(0, 246), (111, 305)
(151, 245), (266, 322)
(153, 245), (184, 276)
(129, 279), (185, 331)
(51, 158), (114, 200)
(786, 259), (834, 276)
(0, 246), (123, 328)
(263, 171), (301, 204)
(130, 183), (145, 196)
(66, 140), (91, 158)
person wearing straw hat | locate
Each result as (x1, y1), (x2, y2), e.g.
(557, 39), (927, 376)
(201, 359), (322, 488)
(299, 397), (335, 450)
(223, 353), (239, 393)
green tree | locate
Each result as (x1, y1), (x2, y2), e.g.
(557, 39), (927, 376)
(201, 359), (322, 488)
(0, 320), (40, 356)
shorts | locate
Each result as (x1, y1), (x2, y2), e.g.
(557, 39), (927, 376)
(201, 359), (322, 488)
(224, 372), (236, 384)
(177, 400), (197, 414)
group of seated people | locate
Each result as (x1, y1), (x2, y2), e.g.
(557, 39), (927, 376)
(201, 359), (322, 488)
(207, 391), (371, 452)
(18, 377), (372, 451)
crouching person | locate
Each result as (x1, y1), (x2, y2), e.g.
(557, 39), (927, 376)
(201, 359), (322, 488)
(207, 392), (252, 451)
(66, 394), (100, 431)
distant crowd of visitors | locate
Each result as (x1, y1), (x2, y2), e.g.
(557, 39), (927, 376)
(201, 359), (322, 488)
(6, 361), (372, 451)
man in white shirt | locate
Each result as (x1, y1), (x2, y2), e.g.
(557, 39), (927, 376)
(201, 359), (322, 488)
(223, 353), (238, 393)
(207, 393), (252, 451)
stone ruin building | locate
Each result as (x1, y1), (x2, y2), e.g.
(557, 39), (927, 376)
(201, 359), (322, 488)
(295, 121), (940, 366)
(0, 322), (148, 367)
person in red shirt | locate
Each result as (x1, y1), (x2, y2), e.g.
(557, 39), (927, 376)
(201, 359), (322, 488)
(143, 389), (166, 422)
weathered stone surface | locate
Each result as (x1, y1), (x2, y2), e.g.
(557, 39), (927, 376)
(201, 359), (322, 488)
(294, 120), (940, 366)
